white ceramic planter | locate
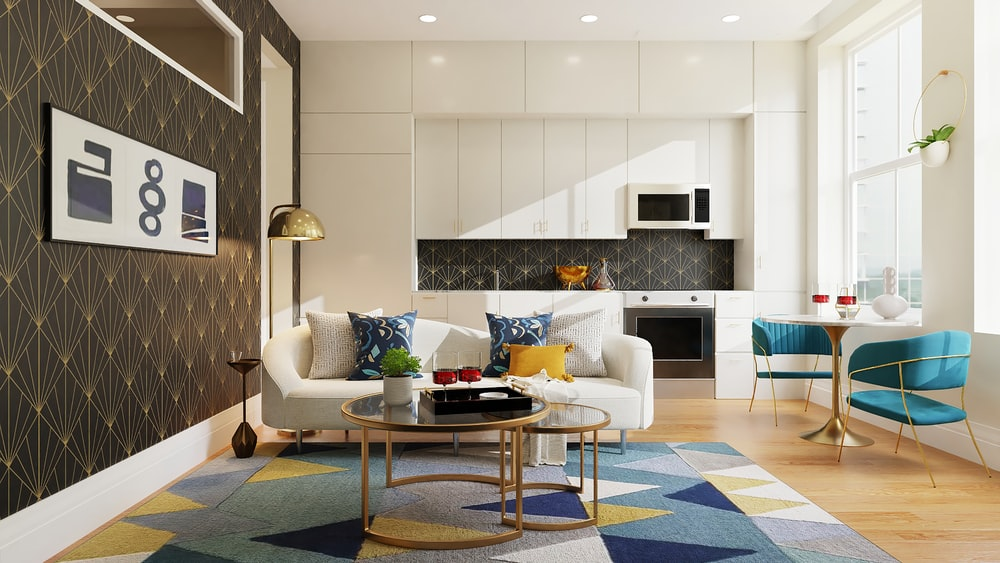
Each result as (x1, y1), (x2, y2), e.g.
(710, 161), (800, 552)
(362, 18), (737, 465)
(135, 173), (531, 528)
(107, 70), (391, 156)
(383, 376), (413, 406)
(920, 140), (950, 167)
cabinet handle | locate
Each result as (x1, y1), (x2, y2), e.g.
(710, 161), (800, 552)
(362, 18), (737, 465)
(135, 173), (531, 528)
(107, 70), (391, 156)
(543, 220), (549, 233)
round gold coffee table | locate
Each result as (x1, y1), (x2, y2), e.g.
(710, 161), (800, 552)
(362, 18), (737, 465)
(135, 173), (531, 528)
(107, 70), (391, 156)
(495, 403), (611, 530)
(341, 391), (550, 550)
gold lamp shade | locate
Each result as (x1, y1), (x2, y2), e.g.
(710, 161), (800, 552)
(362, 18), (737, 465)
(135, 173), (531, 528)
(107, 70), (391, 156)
(267, 204), (325, 240)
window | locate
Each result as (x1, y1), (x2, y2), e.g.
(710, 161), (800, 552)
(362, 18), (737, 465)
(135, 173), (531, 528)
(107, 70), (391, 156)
(847, 10), (922, 307)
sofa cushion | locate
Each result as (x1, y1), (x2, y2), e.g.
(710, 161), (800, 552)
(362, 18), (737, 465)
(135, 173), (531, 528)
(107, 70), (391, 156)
(348, 310), (417, 380)
(306, 308), (382, 379)
(547, 309), (607, 377)
(483, 312), (552, 377)
(506, 343), (574, 381)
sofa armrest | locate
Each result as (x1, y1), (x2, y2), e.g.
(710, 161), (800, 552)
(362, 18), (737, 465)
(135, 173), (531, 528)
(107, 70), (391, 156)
(602, 332), (655, 429)
(262, 324), (312, 398)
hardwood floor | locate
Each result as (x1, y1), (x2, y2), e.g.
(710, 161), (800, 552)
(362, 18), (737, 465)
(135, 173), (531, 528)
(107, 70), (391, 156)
(261, 398), (999, 562)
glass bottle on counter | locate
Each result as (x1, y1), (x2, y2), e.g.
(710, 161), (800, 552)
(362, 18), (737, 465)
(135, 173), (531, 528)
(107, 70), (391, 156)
(591, 257), (615, 291)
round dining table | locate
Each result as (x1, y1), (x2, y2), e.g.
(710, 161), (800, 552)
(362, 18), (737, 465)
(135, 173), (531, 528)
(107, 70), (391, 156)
(760, 314), (919, 447)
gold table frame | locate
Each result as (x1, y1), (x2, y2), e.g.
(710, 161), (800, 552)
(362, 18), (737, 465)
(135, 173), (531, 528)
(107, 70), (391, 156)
(497, 403), (611, 530)
(761, 314), (918, 447)
(341, 392), (550, 550)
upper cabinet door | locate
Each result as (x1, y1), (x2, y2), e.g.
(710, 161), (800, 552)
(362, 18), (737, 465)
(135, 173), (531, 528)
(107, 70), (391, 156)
(301, 42), (412, 113)
(707, 118), (747, 240)
(413, 42), (526, 114)
(414, 120), (459, 239)
(543, 120), (587, 238)
(639, 42), (753, 115)
(526, 42), (638, 114)
(501, 120), (545, 239)
(585, 120), (628, 239)
(627, 119), (711, 184)
(458, 120), (502, 238)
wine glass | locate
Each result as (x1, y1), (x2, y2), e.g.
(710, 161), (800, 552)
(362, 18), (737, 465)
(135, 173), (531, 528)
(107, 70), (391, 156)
(432, 351), (458, 400)
(458, 351), (482, 391)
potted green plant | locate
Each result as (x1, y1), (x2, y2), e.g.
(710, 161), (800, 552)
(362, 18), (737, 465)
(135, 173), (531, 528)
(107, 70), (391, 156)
(907, 123), (954, 167)
(380, 348), (422, 406)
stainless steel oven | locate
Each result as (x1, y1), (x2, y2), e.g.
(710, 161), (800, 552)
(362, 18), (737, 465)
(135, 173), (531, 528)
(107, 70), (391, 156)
(623, 291), (715, 398)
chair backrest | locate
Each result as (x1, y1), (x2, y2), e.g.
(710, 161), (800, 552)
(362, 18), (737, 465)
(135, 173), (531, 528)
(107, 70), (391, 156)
(847, 330), (971, 391)
(752, 318), (834, 357)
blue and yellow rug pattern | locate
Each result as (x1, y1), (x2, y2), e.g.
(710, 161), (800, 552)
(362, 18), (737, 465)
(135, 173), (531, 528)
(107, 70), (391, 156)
(59, 441), (897, 562)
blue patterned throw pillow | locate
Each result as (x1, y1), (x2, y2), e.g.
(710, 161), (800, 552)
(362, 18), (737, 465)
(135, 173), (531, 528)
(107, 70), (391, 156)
(347, 310), (417, 380)
(482, 312), (552, 377)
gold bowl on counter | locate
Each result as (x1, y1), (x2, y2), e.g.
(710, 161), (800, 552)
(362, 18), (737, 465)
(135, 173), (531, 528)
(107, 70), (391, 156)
(554, 265), (590, 290)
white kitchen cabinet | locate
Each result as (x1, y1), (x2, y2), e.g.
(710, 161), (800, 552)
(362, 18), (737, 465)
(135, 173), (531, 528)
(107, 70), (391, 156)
(714, 291), (755, 399)
(411, 292), (448, 322)
(414, 120), (458, 239)
(458, 120), (502, 238)
(501, 120), (545, 238)
(498, 291), (554, 317)
(301, 41), (411, 113)
(639, 42), (753, 115)
(752, 112), (806, 292)
(543, 120), (587, 238)
(707, 118), (747, 240)
(446, 292), (499, 332)
(525, 42), (639, 114)
(551, 291), (623, 333)
(412, 42), (525, 114)
(584, 120), (628, 239)
(627, 120), (711, 184)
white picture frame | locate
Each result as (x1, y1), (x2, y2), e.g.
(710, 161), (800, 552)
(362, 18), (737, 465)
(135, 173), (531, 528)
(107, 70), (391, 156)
(48, 105), (218, 256)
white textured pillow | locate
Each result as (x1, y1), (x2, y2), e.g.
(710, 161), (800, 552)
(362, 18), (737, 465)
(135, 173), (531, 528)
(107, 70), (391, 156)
(306, 308), (382, 379)
(546, 309), (607, 377)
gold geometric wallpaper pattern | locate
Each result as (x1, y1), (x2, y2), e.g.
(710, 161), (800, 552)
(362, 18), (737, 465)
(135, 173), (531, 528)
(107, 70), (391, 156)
(0, 0), (299, 518)
(417, 231), (735, 291)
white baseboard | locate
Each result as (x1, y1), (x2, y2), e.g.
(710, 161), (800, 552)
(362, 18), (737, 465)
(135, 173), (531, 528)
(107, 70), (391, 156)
(0, 396), (262, 563)
(809, 382), (1000, 471)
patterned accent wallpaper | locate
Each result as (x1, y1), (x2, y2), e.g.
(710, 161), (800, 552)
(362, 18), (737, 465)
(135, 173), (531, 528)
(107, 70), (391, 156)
(0, 1), (299, 518)
(417, 230), (734, 291)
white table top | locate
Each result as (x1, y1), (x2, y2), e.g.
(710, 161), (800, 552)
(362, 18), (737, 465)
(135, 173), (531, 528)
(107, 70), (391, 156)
(760, 313), (920, 329)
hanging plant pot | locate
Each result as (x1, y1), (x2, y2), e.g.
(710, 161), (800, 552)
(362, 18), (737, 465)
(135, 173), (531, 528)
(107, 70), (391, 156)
(920, 140), (950, 167)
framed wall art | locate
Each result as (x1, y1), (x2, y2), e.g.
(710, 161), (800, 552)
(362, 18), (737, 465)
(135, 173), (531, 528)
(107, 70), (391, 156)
(47, 104), (218, 256)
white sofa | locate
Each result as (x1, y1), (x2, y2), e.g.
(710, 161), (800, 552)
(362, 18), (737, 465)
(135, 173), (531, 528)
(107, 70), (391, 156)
(261, 317), (654, 452)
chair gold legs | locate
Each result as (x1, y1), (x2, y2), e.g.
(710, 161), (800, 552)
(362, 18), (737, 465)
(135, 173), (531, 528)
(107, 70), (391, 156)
(965, 419), (993, 479)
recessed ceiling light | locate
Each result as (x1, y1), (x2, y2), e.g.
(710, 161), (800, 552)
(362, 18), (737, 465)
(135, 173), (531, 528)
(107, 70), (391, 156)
(721, 14), (740, 24)
(580, 14), (598, 24)
(419, 14), (437, 23)
(115, 14), (135, 23)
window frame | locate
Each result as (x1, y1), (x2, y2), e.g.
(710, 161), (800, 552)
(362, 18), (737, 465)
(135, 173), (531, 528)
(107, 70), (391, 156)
(844, 7), (922, 307)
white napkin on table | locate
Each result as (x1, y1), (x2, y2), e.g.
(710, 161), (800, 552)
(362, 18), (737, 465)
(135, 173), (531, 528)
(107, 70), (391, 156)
(517, 370), (569, 466)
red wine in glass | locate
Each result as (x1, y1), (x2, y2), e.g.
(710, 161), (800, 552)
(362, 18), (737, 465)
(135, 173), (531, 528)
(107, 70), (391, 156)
(432, 351), (458, 399)
(458, 351), (482, 390)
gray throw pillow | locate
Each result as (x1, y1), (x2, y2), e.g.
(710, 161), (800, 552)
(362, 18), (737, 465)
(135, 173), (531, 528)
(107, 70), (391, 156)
(547, 309), (607, 377)
(306, 308), (382, 379)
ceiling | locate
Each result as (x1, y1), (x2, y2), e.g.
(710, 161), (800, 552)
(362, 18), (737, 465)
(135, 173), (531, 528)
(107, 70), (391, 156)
(268, 0), (861, 42)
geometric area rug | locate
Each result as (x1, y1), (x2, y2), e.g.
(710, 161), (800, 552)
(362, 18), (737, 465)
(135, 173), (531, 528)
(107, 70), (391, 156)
(58, 441), (898, 562)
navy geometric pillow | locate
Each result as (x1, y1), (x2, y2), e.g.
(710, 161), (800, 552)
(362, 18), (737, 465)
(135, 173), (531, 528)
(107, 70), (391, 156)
(347, 310), (417, 380)
(482, 312), (552, 377)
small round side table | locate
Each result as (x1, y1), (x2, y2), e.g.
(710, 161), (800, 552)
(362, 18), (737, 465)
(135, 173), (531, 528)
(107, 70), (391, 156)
(227, 358), (261, 458)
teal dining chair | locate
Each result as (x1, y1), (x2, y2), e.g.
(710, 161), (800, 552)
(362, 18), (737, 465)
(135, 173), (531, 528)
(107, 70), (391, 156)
(837, 330), (992, 487)
(751, 319), (835, 425)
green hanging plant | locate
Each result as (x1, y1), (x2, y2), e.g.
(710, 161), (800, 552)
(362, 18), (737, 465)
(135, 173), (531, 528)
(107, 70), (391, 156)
(907, 124), (955, 153)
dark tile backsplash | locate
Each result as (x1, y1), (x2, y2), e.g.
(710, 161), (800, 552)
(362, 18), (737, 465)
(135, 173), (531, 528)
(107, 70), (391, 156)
(417, 230), (734, 291)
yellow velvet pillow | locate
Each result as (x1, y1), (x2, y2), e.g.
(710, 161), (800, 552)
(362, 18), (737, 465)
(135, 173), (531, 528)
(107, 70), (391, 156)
(504, 343), (575, 382)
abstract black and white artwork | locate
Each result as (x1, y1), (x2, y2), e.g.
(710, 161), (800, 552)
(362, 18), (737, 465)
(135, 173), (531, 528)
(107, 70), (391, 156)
(48, 105), (218, 256)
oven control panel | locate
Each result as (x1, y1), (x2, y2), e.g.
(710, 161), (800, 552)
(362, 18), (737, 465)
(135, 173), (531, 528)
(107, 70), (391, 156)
(623, 291), (715, 308)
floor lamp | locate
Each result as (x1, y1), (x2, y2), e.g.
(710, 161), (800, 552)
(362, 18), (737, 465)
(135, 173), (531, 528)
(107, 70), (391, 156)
(267, 203), (325, 339)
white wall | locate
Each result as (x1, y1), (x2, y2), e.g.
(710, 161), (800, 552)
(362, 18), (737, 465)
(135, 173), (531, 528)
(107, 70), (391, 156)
(807, 0), (999, 469)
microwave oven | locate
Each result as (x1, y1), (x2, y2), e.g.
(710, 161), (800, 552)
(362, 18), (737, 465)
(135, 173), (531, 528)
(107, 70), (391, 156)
(627, 183), (711, 230)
